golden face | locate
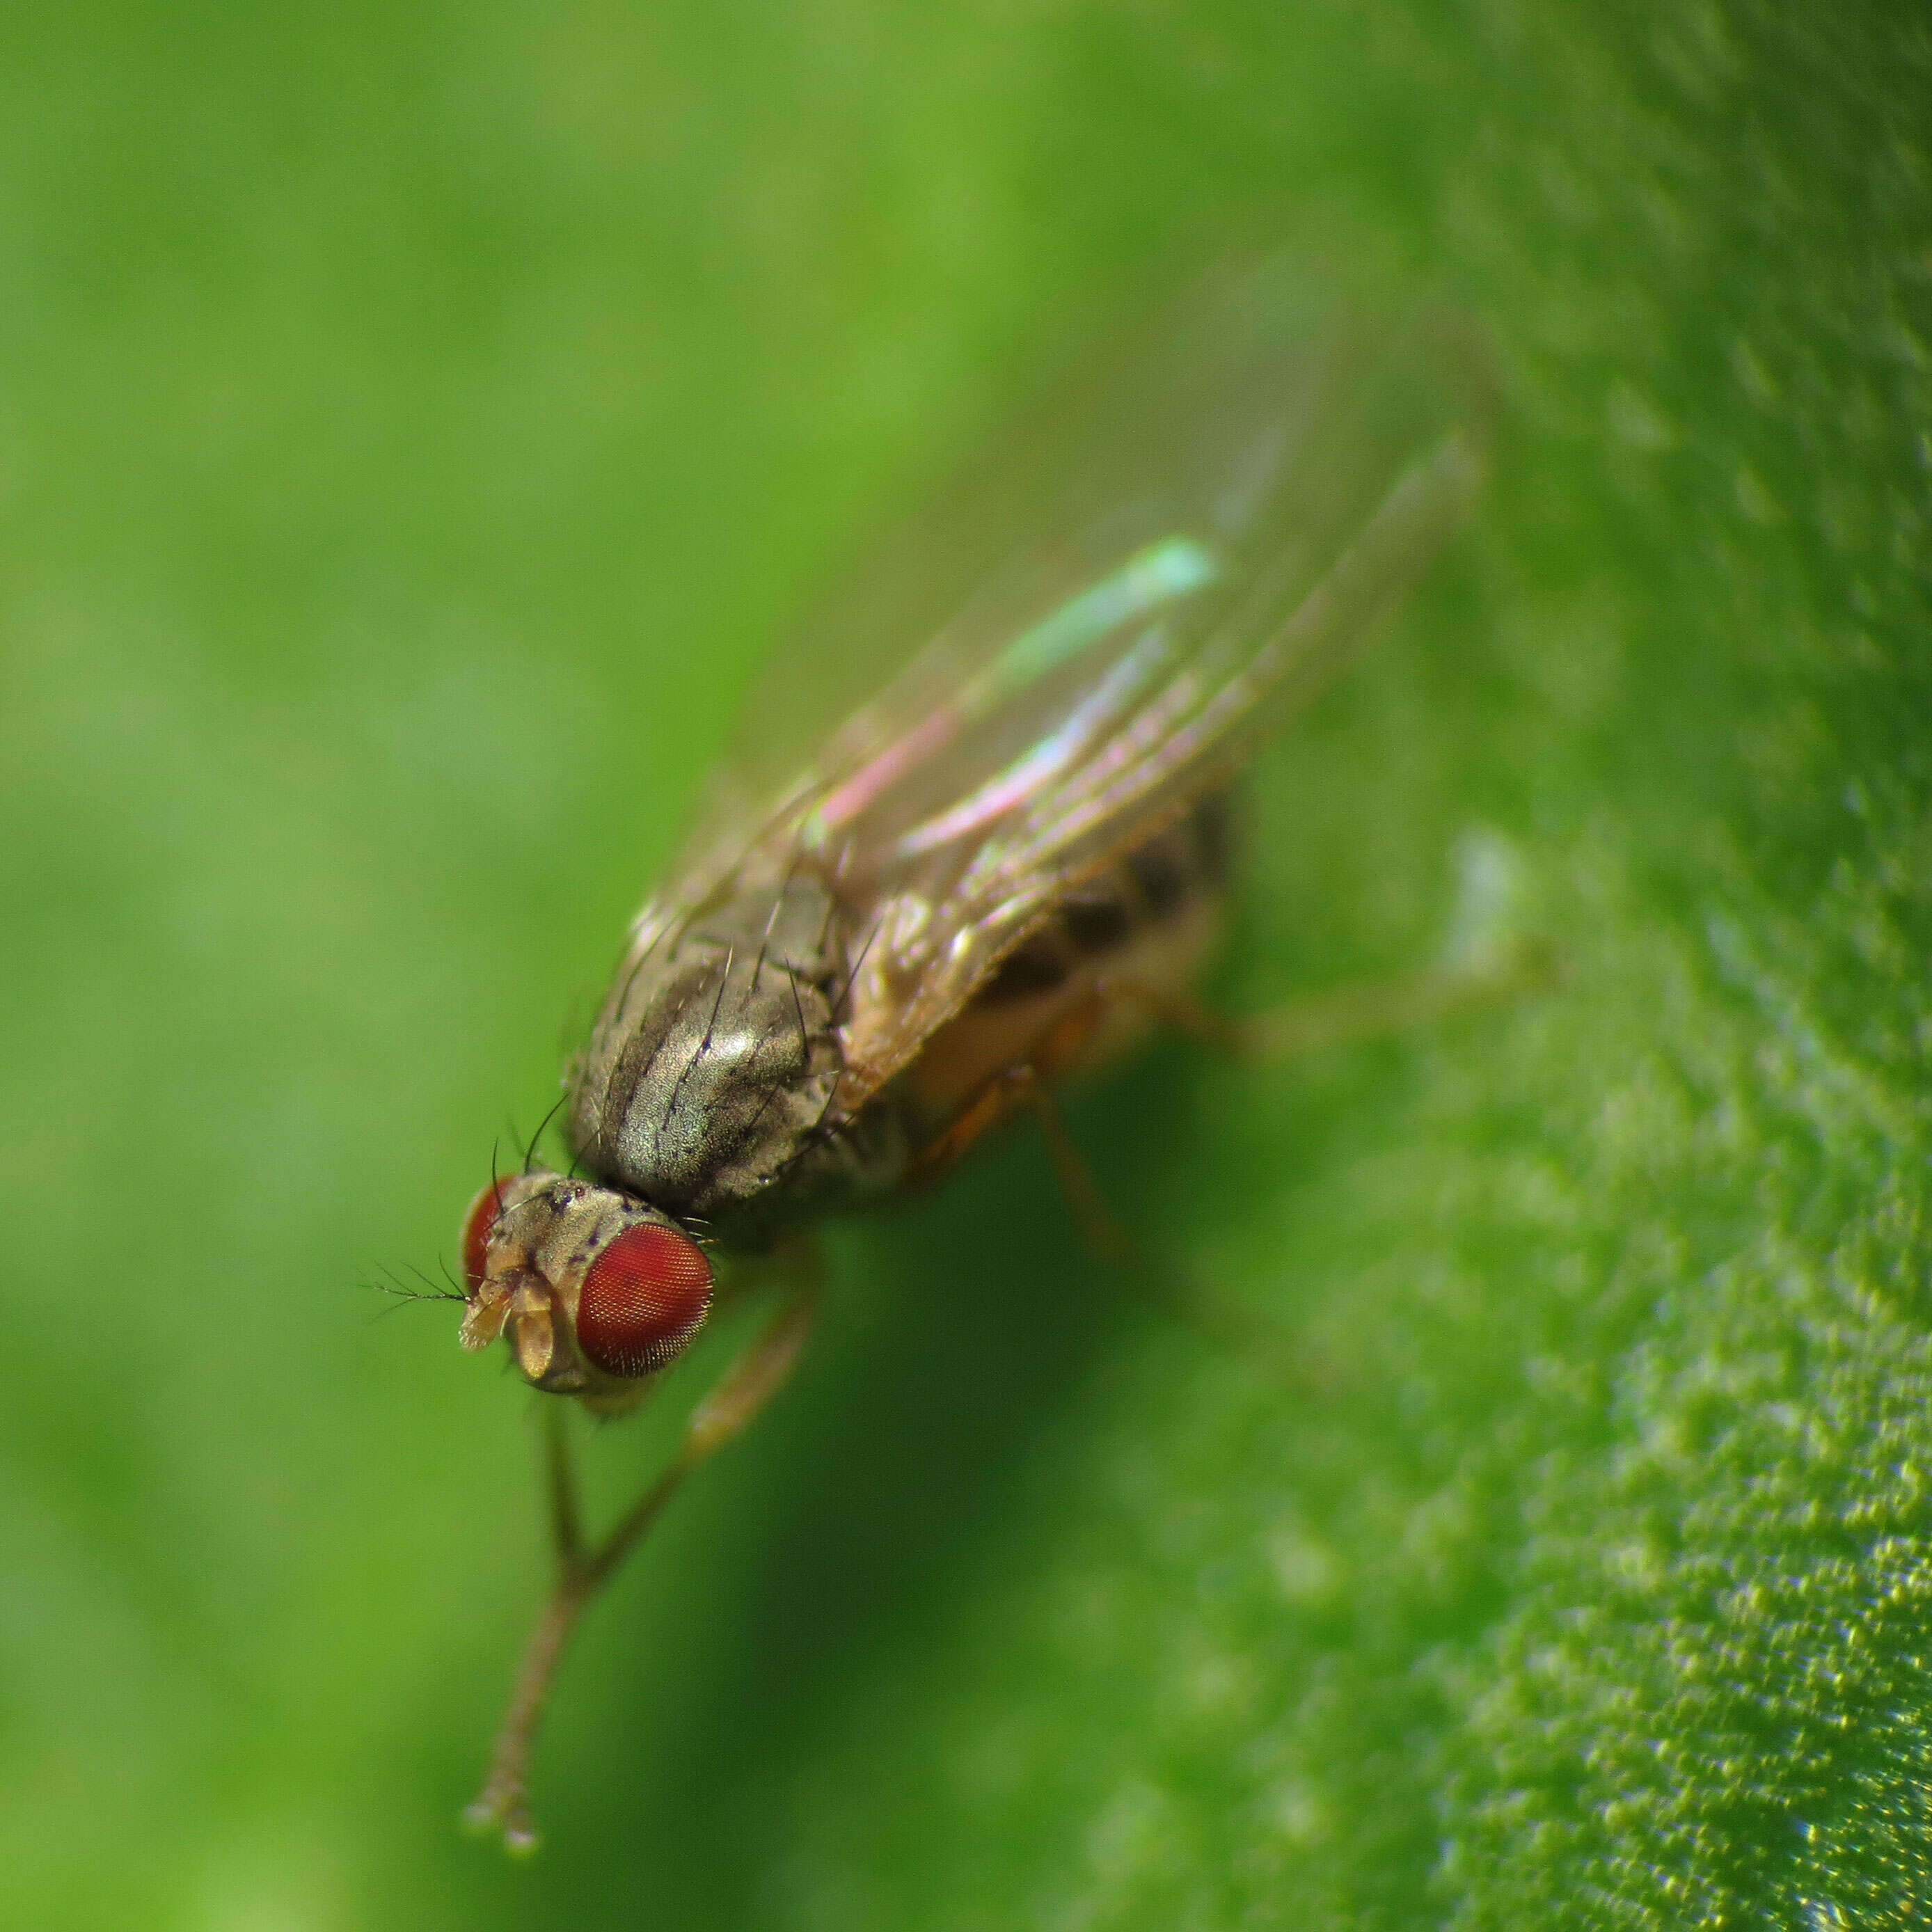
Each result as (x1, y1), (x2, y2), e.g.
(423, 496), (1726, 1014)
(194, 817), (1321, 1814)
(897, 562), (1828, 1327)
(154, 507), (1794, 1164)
(459, 1171), (713, 1412)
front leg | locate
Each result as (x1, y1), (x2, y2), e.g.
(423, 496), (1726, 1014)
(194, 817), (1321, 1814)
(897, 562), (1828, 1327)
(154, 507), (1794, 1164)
(466, 1252), (821, 1853)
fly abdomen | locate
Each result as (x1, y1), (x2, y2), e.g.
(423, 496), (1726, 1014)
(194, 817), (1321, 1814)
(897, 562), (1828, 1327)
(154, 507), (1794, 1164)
(978, 791), (1233, 1008)
(568, 880), (848, 1224)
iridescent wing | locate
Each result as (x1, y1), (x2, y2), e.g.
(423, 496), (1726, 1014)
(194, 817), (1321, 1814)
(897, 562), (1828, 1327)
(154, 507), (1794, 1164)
(633, 260), (1494, 1109)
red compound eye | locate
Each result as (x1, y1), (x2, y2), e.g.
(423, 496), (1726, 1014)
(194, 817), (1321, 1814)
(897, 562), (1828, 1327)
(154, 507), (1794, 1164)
(576, 1221), (713, 1378)
(461, 1178), (511, 1292)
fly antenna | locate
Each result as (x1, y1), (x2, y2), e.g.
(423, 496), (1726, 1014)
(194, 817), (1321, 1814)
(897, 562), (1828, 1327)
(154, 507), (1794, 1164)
(409, 1261), (468, 1305)
(366, 1262), (467, 1313)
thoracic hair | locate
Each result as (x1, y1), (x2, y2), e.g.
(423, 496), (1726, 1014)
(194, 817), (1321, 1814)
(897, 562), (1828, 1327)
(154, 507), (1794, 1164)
(567, 879), (857, 1227)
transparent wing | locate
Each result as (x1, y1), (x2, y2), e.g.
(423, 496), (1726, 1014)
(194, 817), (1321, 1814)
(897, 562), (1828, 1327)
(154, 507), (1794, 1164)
(632, 259), (1495, 1104)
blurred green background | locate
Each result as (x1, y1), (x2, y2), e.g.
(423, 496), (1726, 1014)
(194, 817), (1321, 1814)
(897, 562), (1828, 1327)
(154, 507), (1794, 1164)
(3, 1), (1930, 1926)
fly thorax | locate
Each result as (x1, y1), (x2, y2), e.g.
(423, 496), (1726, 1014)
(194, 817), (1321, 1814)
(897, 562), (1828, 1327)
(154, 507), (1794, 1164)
(569, 880), (847, 1223)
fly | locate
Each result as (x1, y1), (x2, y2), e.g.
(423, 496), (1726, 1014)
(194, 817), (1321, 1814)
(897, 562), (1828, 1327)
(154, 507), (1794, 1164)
(452, 261), (1495, 1850)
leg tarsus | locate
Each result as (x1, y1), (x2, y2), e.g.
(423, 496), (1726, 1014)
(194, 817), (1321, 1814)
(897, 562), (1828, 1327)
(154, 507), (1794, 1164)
(464, 1573), (594, 1855)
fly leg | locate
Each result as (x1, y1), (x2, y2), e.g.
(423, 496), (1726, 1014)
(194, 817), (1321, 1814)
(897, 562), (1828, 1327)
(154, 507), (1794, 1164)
(942, 1054), (1309, 1380)
(1118, 935), (1558, 1065)
(466, 1251), (821, 1853)
(1029, 1066), (1319, 1375)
